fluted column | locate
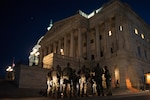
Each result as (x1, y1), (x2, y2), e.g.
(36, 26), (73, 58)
(48, 44), (52, 53)
(39, 49), (43, 67)
(95, 25), (100, 60)
(58, 39), (61, 54)
(104, 22), (110, 58)
(53, 42), (56, 53)
(78, 28), (82, 58)
(64, 35), (67, 56)
(70, 32), (74, 57)
(86, 31), (91, 60)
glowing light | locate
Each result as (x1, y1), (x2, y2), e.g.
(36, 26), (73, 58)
(78, 7), (103, 19)
(134, 28), (138, 35)
(109, 30), (112, 36)
(47, 19), (53, 31)
(126, 78), (139, 92)
(6, 66), (13, 72)
(115, 68), (119, 81)
(141, 34), (145, 39)
(60, 49), (63, 53)
(145, 73), (150, 84)
(119, 26), (123, 31)
(43, 53), (54, 69)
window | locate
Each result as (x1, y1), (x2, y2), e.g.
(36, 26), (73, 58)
(83, 43), (86, 47)
(144, 50), (147, 59)
(109, 30), (112, 36)
(134, 28), (138, 35)
(119, 26), (123, 31)
(91, 55), (94, 60)
(99, 35), (102, 40)
(84, 57), (87, 60)
(141, 34), (145, 39)
(90, 39), (94, 43)
(137, 46), (141, 57)
(100, 51), (103, 57)
(111, 48), (113, 54)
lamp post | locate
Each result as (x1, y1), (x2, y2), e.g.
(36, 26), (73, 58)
(6, 66), (14, 80)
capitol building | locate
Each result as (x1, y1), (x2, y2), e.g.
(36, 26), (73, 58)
(24, 0), (150, 90)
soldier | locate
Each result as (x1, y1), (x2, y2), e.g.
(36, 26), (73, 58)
(56, 65), (62, 98)
(47, 71), (53, 97)
(93, 63), (104, 96)
(62, 63), (73, 98)
(78, 65), (90, 97)
(71, 69), (78, 97)
(104, 66), (112, 96)
(51, 67), (59, 98)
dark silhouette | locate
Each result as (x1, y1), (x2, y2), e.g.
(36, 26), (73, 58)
(104, 66), (112, 96)
(93, 63), (104, 96)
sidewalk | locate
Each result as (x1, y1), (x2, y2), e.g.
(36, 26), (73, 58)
(0, 79), (149, 98)
(112, 87), (150, 96)
(0, 79), (42, 98)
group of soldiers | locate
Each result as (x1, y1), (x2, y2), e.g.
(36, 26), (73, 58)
(46, 63), (112, 98)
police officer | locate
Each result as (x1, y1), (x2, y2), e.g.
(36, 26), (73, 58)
(62, 63), (73, 98)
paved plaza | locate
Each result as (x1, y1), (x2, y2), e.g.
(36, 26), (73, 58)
(0, 79), (149, 99)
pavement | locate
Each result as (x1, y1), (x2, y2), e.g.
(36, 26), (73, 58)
(0, 79), (149, 99)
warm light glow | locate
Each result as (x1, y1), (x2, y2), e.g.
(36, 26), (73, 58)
(126, 78), (139, 92)
(43, 53), (54, 69)
(119, 26), (123, 31)
(60, 49), (63, 53)
(141, 34), (145, 39)
(134, 28), (138, 35)
(114, 68), (119, 81)
(145, 73), (150, 84)
(126, 78), (132, 89)
(108, 30), (112, 36)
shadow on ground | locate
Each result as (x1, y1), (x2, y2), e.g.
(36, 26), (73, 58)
(0, 79), (46, 98)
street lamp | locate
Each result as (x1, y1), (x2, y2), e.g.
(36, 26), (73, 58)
(6, 66), (14, 80)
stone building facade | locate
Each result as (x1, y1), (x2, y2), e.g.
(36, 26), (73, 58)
(38, 0), (150, 89)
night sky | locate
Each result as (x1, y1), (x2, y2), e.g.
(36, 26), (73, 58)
(0, 0), (150, 78)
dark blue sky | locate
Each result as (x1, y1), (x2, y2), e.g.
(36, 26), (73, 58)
(0, 0), (150, 78)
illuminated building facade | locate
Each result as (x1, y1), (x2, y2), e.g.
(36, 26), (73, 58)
(38, 0), (150, 90)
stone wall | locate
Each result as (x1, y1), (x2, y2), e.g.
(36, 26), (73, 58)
(14, 64), (49, 89)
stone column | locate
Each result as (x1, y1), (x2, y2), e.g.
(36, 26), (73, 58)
(58, 39), (61, 55)
(86, 31), (91, 60)
(104, 21), (110, 58)
(95, 25), (100, 60)
(104, 22), (108, 58)
(116, 16), (123, 51)
(43, 48), (46, 56)
(78, 28), (82, 59)
(53, 42), (56, 53)
(39, 49), (43, 67)
(70, 32), (74, 57)
(48, 44), (51, 53)
(64, 35), (67, 56)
